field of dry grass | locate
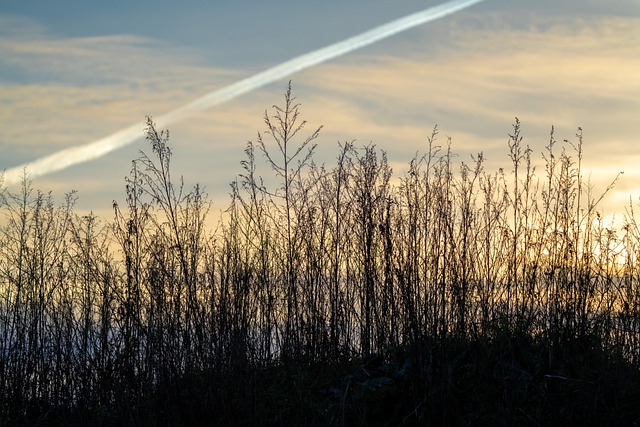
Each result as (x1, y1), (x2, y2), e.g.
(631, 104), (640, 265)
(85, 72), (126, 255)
(1, 85), (639, 425)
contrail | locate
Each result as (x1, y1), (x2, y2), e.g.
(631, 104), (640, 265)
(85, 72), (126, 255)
(2, 0), (486, 186)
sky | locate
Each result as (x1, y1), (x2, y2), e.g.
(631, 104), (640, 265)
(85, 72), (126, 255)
(1, 0), (639, 223)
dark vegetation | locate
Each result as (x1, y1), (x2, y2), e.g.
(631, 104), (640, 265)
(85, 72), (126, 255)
(1, 84), (640, 425)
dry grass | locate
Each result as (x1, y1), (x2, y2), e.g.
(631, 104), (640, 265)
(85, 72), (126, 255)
(1, 84), (639, 425)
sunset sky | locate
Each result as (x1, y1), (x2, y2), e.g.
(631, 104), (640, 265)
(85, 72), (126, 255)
(1, 0), (639, 221)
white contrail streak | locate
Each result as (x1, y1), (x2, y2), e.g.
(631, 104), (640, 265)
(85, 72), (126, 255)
(2, 0), (486, 186)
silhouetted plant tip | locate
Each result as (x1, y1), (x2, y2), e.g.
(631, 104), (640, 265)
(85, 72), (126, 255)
(1, 85), (639, 426)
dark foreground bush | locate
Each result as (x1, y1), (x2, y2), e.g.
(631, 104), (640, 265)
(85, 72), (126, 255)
(9, 332), (640, 426)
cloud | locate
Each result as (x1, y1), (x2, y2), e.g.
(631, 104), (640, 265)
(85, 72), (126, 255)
(2, 0), (490, 187)
(0, 19), (222, 85)
(312, 15), (635, 125)
(0, 15), (243, 167)
(305, 14), (640, 126)
(289, 12), (640, 211)
(1, 8), (639, 218)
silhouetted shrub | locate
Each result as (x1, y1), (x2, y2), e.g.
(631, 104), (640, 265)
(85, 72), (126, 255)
(1, 84), (639, 425)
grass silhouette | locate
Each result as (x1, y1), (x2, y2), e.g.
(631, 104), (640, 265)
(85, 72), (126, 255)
(1, 84), (639, 426)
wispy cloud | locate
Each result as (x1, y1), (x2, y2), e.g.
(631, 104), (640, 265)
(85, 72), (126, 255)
(1, 0), (488, 186)
(1, 9), (638, 217)
(294, 13), (640, 208)
(306, 14), (640, 125)
(0, 15), (242, 165)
